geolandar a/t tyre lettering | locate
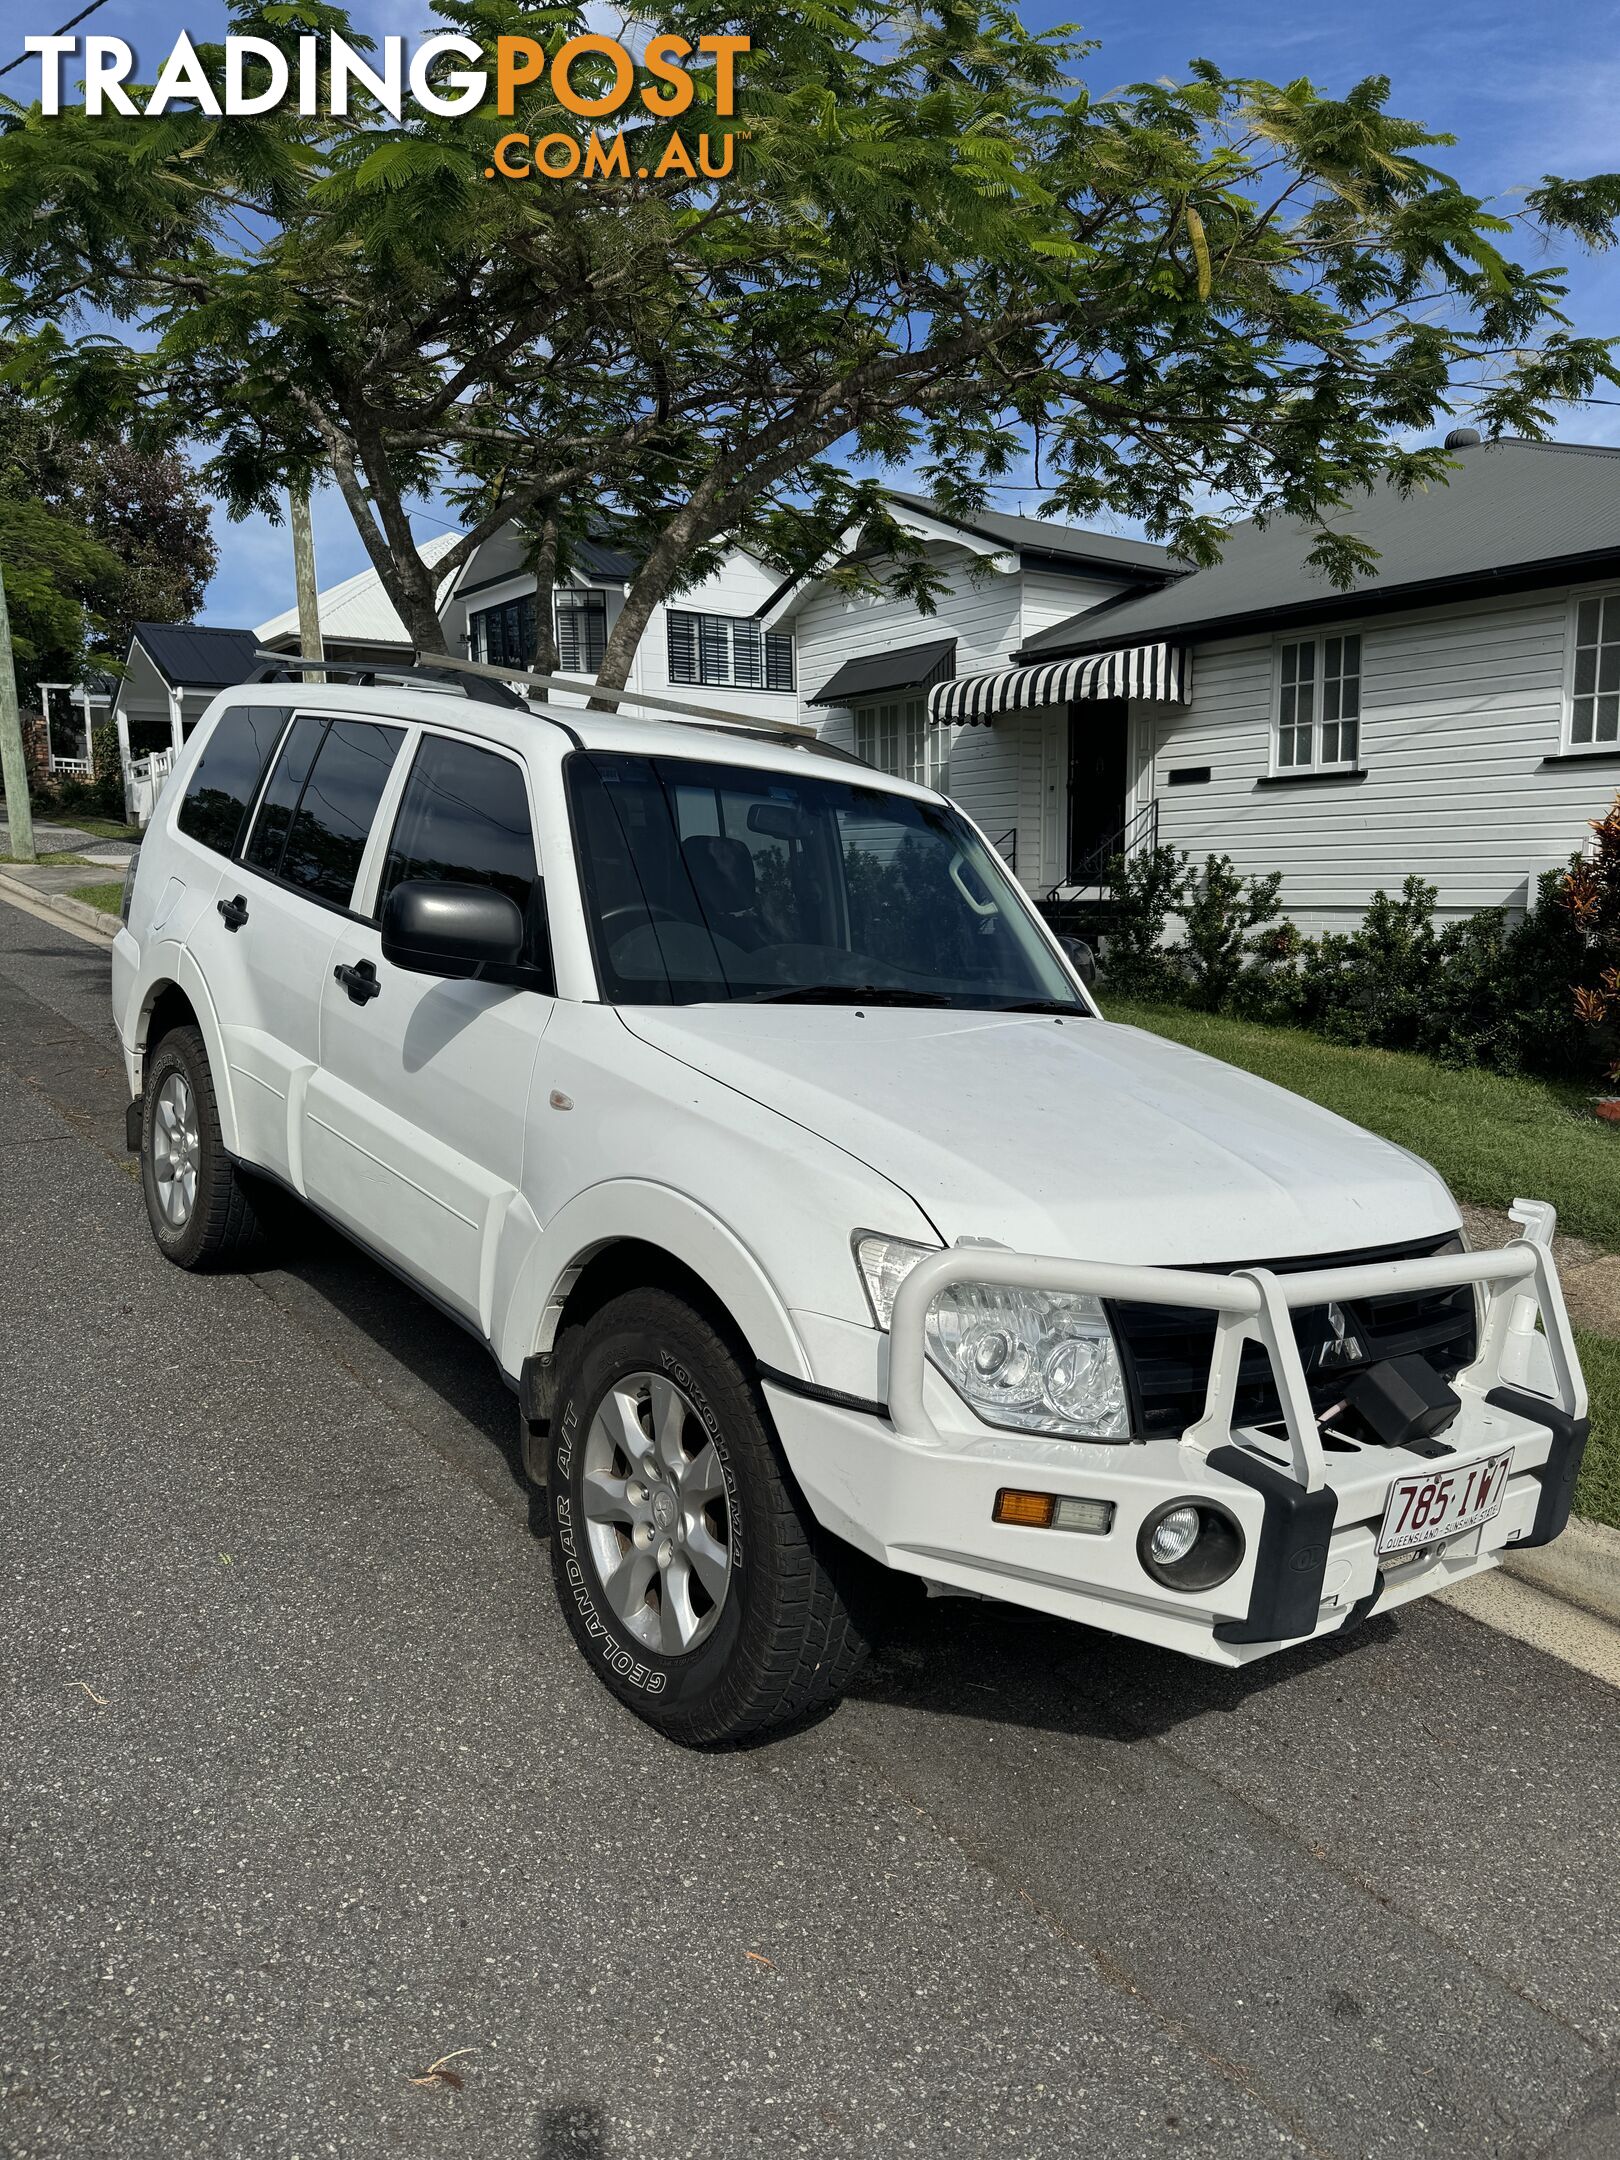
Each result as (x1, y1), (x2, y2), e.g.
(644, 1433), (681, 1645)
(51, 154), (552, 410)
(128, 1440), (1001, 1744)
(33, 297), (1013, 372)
(546, 1288), (872, 1746)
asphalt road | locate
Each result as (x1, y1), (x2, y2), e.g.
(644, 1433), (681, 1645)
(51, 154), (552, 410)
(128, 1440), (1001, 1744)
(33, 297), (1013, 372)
(3, 900), (1619, 2160)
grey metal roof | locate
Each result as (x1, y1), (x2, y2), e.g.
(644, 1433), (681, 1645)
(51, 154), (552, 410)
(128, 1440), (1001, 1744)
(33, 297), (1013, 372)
(130, 621), (262, 689)
(575, 534), (639, 581)
(884, 490), (1184, 579)
(808, 637), (957, 707)
(1019, 439), (1620, 658)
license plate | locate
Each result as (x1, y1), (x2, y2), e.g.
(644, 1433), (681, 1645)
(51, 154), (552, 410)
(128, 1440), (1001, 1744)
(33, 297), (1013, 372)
(1377, 1449), (1512, 1556)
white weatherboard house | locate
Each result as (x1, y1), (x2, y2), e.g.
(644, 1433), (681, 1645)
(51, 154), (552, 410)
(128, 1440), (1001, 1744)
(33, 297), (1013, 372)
(431, 492), (1186, 894)
(766, 490), (1182, 889)
(436, 522), (795, 722)
(973, 433), (1620, 932)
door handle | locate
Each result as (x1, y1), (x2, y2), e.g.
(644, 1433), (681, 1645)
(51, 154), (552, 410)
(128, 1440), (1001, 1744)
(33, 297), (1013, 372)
(334, 960), (382, 1006)
(217, 893), (249, 932)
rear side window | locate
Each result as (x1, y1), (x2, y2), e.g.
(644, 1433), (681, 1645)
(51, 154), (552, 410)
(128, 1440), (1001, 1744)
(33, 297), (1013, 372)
(245, 716), (405, 909)
(176, 704), (290, 857)
(380, 733), (550, 982)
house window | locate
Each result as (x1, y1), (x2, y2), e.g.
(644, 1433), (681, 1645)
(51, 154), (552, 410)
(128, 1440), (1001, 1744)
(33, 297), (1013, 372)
(556, 589), (608, 674)
(470, 596), (536, 670)
(1276, 633), (1360, 771)
(469, 588), (610, 674)
(1570, 593), (1620, 746)
(667, 611), (794, 693)
(853, 695), (948, 791)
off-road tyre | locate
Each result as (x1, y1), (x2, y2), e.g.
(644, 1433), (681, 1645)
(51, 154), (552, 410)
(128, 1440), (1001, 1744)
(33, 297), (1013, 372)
(140, 1023), (265, 1270)
(547, 1288), (873, 1746)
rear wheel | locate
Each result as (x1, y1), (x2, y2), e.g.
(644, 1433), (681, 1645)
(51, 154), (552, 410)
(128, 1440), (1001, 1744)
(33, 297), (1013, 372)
(140, 1024), (264, 1269)
(547, 1289), (873, 1745)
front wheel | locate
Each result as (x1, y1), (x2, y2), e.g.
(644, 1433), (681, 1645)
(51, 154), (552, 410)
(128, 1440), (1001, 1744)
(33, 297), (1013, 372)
(547, 1289), (873, 1746)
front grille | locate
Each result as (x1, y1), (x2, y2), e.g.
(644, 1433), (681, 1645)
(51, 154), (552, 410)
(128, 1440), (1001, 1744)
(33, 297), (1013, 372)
(1109, 1233), (1477, 1440)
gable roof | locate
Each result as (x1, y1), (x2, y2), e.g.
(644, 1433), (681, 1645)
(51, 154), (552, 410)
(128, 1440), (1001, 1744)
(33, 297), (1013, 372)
(883, 489), (1184, 580)
(130, 621), (261, 689)
(1020, 438), (1620, 659)
(256, 532), (461, 650)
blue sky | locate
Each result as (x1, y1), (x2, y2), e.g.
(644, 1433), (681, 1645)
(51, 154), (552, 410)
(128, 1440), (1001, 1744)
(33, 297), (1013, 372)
(10, 0), (1620, 627)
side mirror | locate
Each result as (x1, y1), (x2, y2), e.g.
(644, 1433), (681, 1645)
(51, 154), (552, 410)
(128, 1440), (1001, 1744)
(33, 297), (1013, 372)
(1058, 933), (1097, 988)
(382, 879), (525, 981)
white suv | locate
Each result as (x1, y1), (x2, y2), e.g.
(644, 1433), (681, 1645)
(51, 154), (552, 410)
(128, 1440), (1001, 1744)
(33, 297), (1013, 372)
(113, 672), (1590, 1744)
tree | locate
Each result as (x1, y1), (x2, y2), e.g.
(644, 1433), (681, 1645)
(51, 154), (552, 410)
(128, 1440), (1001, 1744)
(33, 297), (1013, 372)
(0, 371), (217, 669)
(4, 2), (1619, 693)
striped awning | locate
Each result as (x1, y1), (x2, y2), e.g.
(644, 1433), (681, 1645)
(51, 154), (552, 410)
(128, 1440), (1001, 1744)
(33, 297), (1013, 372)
(928, 642), (1190, 726)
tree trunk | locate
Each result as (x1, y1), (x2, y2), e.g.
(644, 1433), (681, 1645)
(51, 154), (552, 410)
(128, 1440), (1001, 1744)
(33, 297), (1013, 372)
(318, 407), (451, 657)
(590, 503), (713, 703)
(525, 508), (561, 677)
(289, 489), (324, 682)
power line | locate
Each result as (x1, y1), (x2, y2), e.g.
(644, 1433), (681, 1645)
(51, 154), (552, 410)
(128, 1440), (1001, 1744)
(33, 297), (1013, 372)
(1, 0), (111, 80)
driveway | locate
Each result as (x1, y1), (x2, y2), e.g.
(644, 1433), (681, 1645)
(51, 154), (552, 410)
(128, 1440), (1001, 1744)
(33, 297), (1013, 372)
(2, 900), (1618, 2160)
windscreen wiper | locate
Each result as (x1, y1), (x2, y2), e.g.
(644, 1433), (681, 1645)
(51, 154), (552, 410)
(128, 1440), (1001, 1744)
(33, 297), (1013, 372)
(747, 984), (954, 1007)
(994, 998), (1092, 1015)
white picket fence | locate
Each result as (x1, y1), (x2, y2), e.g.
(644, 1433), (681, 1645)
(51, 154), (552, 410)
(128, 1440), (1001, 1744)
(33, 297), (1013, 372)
(128, 745), (176, 829)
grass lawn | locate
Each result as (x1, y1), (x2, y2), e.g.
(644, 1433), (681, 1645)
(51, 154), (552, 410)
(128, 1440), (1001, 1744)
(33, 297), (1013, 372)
(1107, 997), (1620, 1250)
(1106, 996), (1620, 1527)
(2, 852), (95, 868)
(68, 880), (125, 916)
(58, 815), (140, 843)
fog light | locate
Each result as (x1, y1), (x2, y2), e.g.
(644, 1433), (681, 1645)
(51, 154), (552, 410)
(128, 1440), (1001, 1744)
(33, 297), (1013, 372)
(1149, 1506), (1200, 1566)
(1138, 1499), (1246, 1592)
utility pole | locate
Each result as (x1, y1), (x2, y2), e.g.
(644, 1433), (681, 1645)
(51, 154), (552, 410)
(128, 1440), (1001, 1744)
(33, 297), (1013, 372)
(290, 488), (324, 683)
(0, 563), (37, 864)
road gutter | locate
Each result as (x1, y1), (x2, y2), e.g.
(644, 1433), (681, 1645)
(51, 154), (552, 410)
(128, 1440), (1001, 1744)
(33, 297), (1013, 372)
(0, 868), (118, 944)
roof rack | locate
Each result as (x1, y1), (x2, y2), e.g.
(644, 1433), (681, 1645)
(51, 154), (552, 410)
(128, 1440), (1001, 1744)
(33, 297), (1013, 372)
(248, 650), (526, 710)
(425, 653), (822, 741)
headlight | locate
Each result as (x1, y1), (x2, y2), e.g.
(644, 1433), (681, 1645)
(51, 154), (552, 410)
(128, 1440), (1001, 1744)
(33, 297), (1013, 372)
(853, 1233), (1131, 1440)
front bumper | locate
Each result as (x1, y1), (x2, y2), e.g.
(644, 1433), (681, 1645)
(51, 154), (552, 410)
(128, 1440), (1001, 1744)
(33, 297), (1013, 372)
(765, 1204), (1589, 1665)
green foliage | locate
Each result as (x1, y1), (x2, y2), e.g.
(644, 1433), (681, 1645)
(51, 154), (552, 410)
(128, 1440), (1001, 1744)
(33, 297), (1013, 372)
(0, 496), (121, 687)
(1180, 853), (1289, 1013)
(1106, 855), (1601, 1085)
(4, 3), (1619, 680)
(1096, 842), (1188, 1000)
(0, 362), (216, 702)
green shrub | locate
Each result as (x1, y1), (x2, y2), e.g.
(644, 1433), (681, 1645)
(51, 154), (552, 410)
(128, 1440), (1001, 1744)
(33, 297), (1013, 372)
(1180, 853), (1288, 1012)
(1098, 842), (1187, 1000)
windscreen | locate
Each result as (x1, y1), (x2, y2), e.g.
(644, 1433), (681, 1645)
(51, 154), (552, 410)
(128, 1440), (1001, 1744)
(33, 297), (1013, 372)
(566, 751), (1085, 1010)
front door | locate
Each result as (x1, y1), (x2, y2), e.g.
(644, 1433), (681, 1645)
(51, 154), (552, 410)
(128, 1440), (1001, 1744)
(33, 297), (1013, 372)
(1066, 698), (1130, 884)
(305, 729), (551, 1332)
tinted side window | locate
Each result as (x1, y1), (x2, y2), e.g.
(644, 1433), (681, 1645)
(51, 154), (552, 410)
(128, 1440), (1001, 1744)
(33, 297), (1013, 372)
(279, 720), (405, 907)
(245, 714), (325, 879)
(381, 735), (550, 980)
(176, 704), (290, 857)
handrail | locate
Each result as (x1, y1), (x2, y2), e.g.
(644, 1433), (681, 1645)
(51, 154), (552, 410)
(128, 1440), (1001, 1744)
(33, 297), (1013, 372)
(1048, 796), (1159, 897)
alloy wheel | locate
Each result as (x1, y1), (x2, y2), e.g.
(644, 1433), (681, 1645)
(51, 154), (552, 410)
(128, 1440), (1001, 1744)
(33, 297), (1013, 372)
(151, 1072), (200, 1228)
(580, 1370), (732, 1655)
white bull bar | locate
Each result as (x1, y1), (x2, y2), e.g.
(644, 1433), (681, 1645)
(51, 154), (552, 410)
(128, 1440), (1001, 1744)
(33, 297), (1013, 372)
(886, 1202), (1586, 1481)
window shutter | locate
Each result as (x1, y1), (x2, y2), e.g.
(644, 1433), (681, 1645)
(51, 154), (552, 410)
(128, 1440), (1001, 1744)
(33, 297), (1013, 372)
(699, 615), (730, 685)
(667, 611), (698, 682)
(731, 619), (764, 688)
(765, 633), (794, 692)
